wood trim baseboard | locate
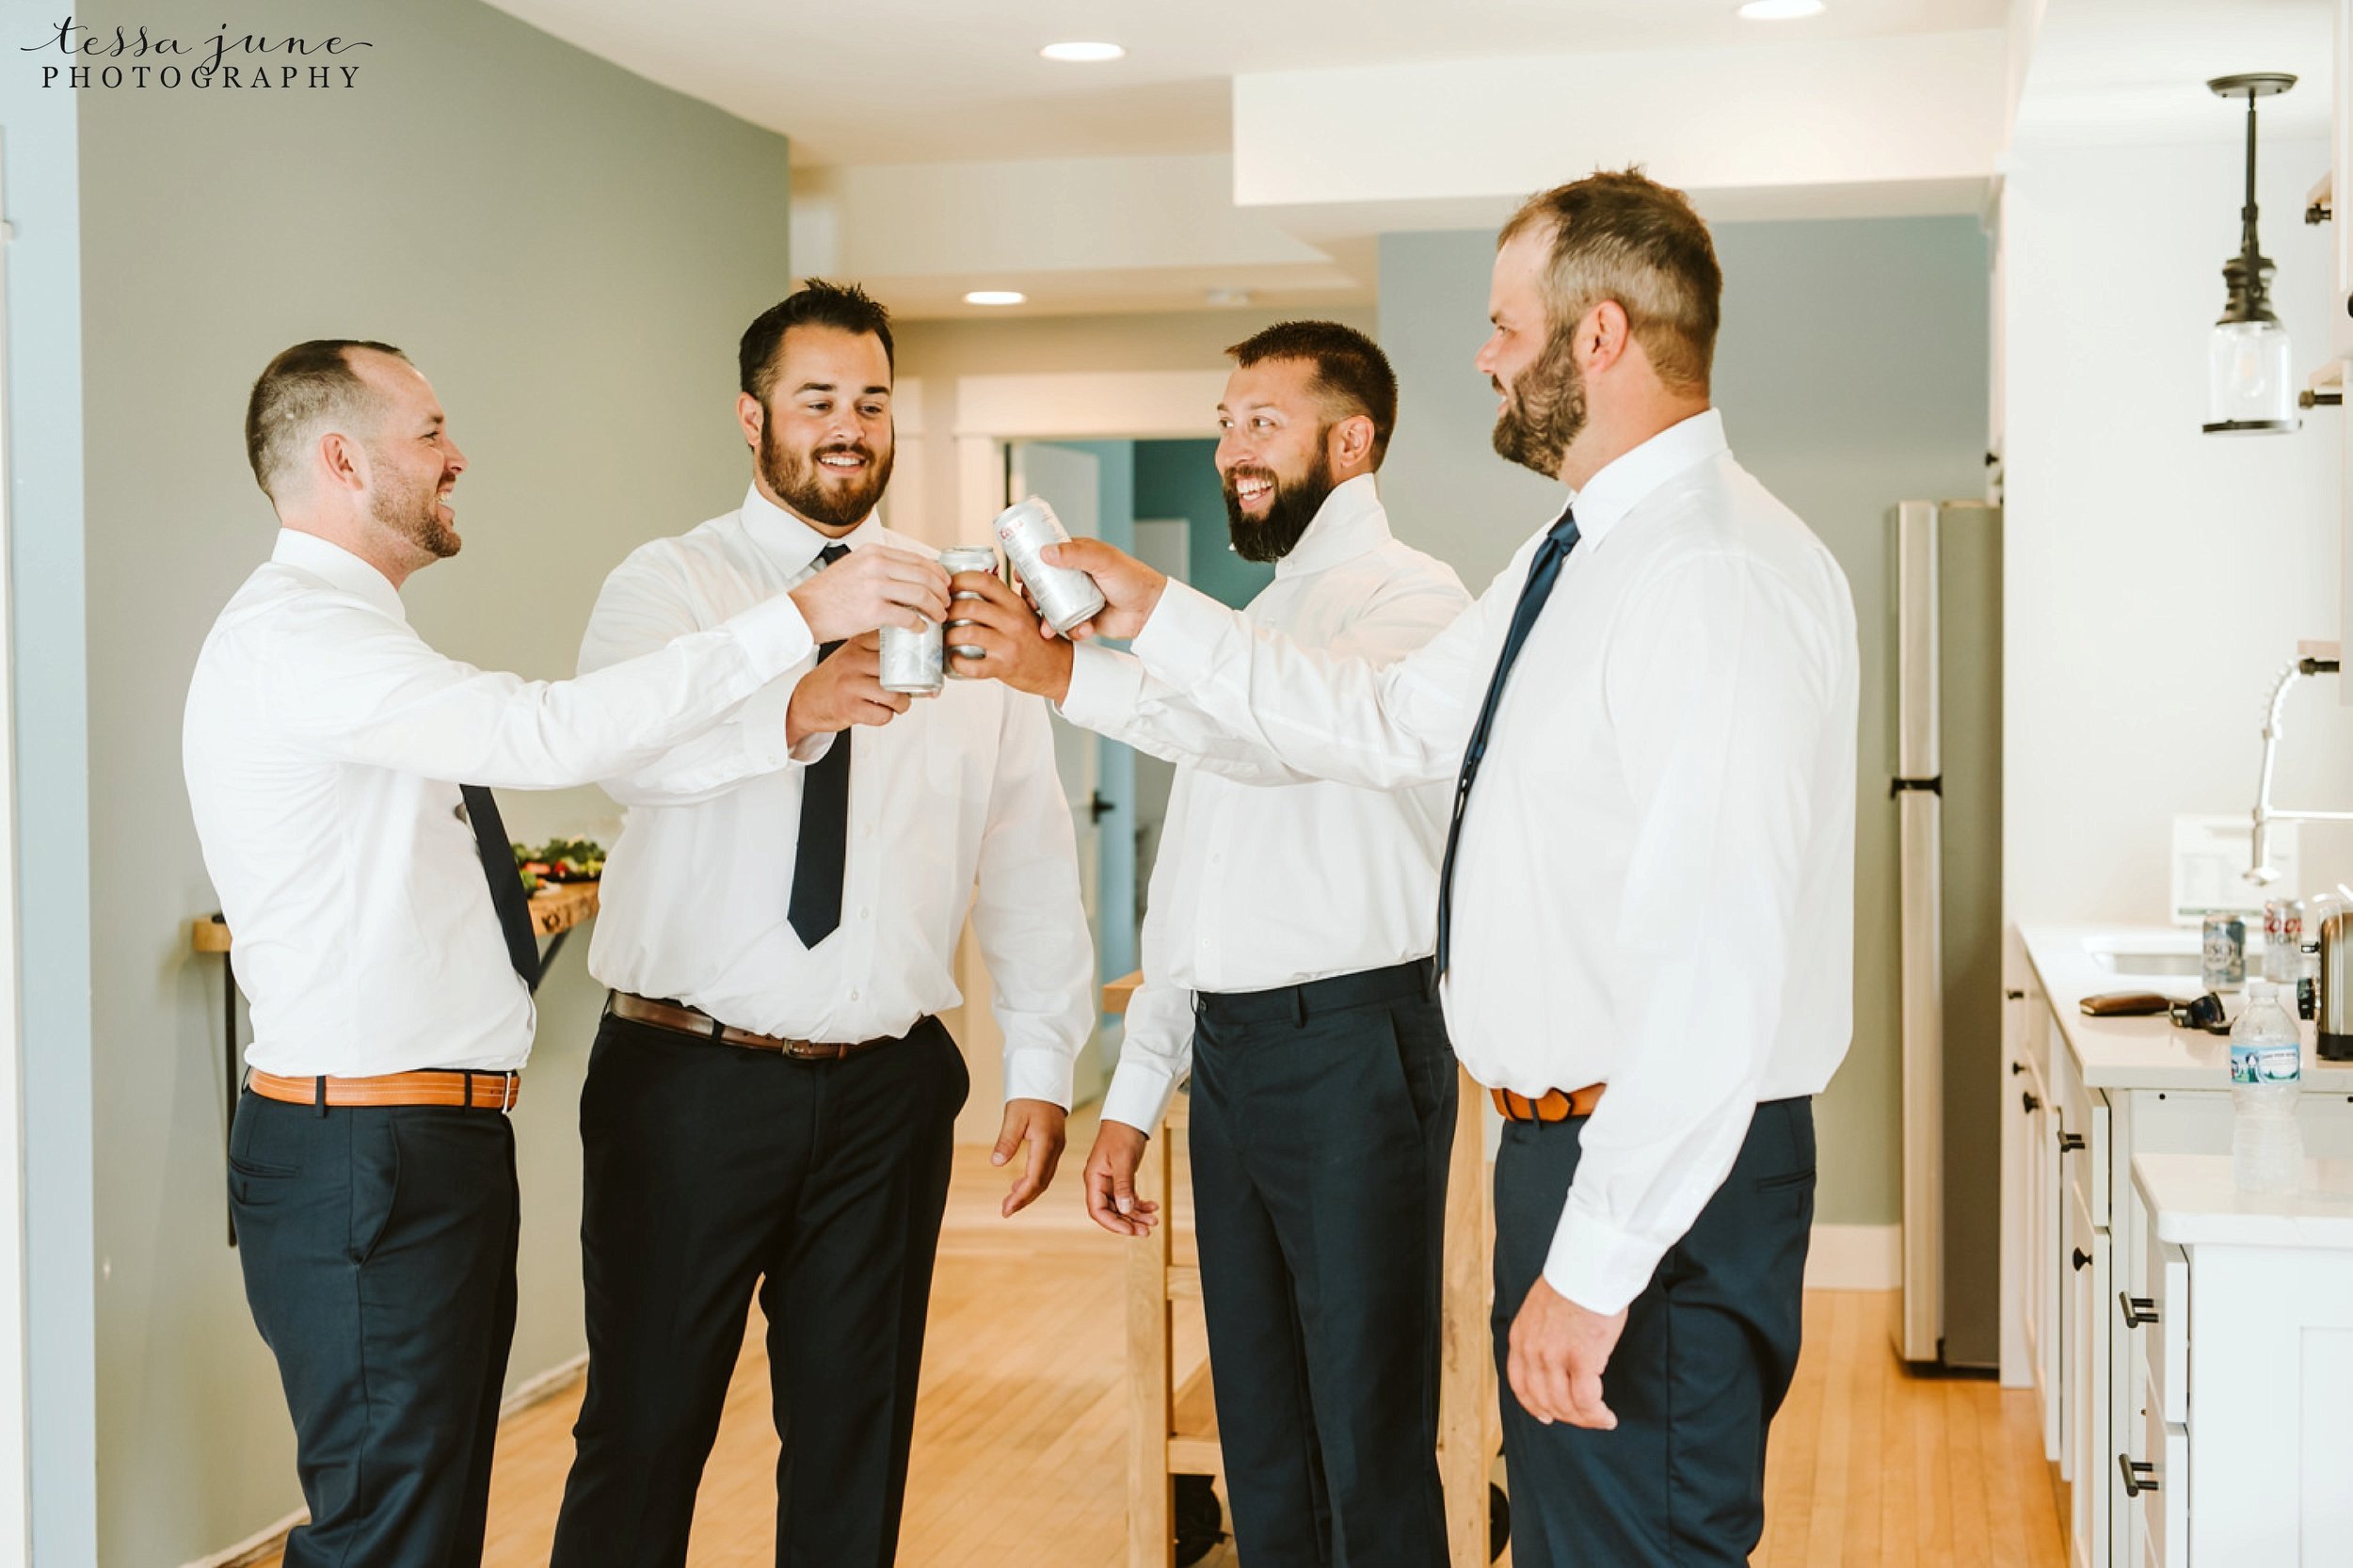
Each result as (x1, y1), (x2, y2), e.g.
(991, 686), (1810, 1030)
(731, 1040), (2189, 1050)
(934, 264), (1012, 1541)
(1804, 1223), (1903, 1290)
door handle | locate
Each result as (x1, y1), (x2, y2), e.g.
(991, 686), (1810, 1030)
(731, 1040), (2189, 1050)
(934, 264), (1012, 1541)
(2119, 1292), (2160, 1329)
(2006, 989), (2025, 1000)
(1088, 791), (1115, 824)
(2118, 1454), (2159, 1496)
(2057, 1130), (2087, 1154)
(2073, 1247), (2092, 1272)
(2022, 1090), (2041, 1113)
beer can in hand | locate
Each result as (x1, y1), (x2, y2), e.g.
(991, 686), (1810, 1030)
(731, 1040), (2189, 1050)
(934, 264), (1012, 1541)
(993, 497), (1106, 636)
(878, 616), (943, 696)
(940, 545), (1000, 678)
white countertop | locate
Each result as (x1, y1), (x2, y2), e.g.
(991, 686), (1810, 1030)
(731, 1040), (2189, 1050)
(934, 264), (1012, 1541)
(2134, 1152), (2353, 1248)
(2020, 924), (2353, 1093)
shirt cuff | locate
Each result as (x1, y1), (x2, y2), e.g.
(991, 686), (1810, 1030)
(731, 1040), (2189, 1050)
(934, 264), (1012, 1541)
(728, 592), (818, 679)
(1543, 1198), (1670, 1317)
(1001, 1044), (1077, 1111)
(1128, 579), (1231, 687)
(1101, 1057), (1180, 1134)
(731, 675), (807, 774)
(1056, 642), (1145, 730)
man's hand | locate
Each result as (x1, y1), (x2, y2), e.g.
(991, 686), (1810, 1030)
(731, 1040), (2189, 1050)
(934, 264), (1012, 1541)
(992, 1098), (1068, 1218)
(788, 546), (951, 643)
(1506, 1275), (1625, 1430)
(784, 634), (909, 746)
(1036, 539), (1167, 643)
(945, 571), (1075, 701)
(1080, 1119), (1161, 1237)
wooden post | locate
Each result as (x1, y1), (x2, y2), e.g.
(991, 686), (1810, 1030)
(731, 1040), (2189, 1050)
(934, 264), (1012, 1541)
(1126, 1114), (1175, 1568)
(1438, 1064), (1497, 1568)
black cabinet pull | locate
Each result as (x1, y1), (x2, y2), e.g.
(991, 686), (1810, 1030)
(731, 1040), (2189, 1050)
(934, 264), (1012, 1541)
(2119, 1292), (2159, 1329)
(2073, 1247), (2092, 1272)
(2011, 1059), (2027, 1076)
(2119, 1453), (2159, 1496)
(2023, 1090), (2042, 1113)
(2006, 988), (2026, 1000)
(2058, 1130), (2088, 1154)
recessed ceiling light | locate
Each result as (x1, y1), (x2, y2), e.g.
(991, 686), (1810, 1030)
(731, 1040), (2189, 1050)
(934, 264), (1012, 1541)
(1205, 288), (1254, 308)
(1737, 0), (1825, 17)
(965, 290), (1027, 307)
(1040, 40), (1125, 63)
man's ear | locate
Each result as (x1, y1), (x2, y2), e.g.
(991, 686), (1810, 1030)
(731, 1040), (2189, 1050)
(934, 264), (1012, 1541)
(1330, 413), (1377, 472)
(737, 392), (764, 451)
(316, 430), (365, 495)
(1583, 300), (1634, 376)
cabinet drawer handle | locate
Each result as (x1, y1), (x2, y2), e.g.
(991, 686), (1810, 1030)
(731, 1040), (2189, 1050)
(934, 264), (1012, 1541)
(2119, 1292), (2159, 1329)
(2119, 1454), (2159, 1497)
(2057, 1130), (2087, 1153)
(2073, 1247), (2092, 1272)
(2023, 1090), (2041, 1113)
(2007, 989), (2025, 1000)
(2011, 1060), (2027, 1076)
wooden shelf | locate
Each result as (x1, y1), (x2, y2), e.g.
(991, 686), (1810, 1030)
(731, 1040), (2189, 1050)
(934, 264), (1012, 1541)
(192, 879), (600, 954)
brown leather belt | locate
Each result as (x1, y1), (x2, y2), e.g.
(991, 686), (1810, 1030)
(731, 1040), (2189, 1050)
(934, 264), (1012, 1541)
(248, 1068), (520, 1112)
(1492, 1083), (1606, 1123)
(608, 992), (895, 1062)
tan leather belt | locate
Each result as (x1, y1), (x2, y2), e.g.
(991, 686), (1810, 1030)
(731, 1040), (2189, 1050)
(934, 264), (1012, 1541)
(1492, 1083), (1606, 1123)
(248, 1068), (520, 1112)
(608, 992), (895, 1062)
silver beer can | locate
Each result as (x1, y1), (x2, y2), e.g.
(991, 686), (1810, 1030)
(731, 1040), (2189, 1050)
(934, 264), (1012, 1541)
(877, 616), (943, 696)
(2202, 911), (2248, 992)
(992, 497), (1105, 636)
(940, 545), (1000, 677)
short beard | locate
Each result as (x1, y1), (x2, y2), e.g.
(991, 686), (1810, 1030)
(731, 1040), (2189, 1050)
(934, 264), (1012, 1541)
(1223, 438), (1337, 565)
(760, 422), (893, 532)
(372, 465), (460, 560)
(1492, 324), (1587, 479)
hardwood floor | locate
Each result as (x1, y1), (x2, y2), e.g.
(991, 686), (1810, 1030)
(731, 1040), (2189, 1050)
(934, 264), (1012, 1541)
(248, 1124), (2065, 1568)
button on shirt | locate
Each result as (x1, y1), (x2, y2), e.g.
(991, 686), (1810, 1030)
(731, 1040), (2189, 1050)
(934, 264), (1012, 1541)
(183, 529), (817, 1078)
(1125, 412), (1860, 1314)
(1057, 476), (1469, 1132)
(580, 486), (1094, 1107)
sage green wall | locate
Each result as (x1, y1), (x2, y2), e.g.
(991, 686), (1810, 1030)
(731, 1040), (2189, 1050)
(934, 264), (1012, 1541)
(74, 3), (792, 1560)
(1377, 218), (1992, 1228)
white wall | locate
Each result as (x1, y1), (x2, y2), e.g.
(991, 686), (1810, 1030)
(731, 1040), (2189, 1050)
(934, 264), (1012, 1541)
(2002, 135), (2353, 925)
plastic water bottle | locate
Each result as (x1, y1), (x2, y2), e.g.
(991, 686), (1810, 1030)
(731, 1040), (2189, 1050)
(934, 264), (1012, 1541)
(2231, 981), (2305, 1195)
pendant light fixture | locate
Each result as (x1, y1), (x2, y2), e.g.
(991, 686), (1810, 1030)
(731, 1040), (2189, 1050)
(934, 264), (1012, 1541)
(2204, 72), (2299, 435)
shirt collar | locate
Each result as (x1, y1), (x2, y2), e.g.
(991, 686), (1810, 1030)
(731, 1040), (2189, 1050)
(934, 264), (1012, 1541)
(1273, 474), (1390, 580)
(271, 529), (408, 623)
(1563, 408), (1728, 547)
(739, 483), (882, 568)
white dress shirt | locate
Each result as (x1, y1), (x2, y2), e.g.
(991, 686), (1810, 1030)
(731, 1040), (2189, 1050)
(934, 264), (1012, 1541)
(183, 528), (817, 1079)
(580, 486), (1094, 1108)
(1123, 411), (1860, 1315)
(1058, 476), (1469, 1133)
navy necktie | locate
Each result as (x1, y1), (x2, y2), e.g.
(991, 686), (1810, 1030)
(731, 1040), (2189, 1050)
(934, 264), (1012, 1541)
(459, 784), (542, 991)
(788, 543), (854, 949)
(1434, 506), (1581, 975)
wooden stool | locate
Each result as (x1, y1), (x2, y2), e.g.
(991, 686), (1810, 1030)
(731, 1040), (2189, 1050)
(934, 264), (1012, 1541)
(1110, 974), (1503, 1567)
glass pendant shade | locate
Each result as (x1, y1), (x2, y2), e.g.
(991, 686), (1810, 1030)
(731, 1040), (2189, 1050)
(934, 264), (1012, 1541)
(2208, 317), (2298, 432)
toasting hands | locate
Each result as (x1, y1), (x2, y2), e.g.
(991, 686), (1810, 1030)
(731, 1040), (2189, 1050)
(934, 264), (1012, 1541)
(943, 571), (1074, 701)
(1037, 539), (1166, 642)
(784, 634), (911, 747)
(788, 546), (952, 643)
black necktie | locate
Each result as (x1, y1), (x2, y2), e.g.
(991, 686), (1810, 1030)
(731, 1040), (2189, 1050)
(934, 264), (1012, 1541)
(460, 783), (542, 991)
(788, 543), (854, 949)
(1434, 506), (1581, 976)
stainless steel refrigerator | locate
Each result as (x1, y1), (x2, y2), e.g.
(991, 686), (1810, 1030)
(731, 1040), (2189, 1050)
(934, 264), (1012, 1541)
(1892, 500), (2004, 1369)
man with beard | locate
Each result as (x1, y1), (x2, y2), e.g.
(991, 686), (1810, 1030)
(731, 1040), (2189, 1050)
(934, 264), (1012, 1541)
(995, 171), (1861, 1566)
(953, 319), (1468, 1566)
(184, 340), (937, 1568)
(549, 280), (1094, 1568)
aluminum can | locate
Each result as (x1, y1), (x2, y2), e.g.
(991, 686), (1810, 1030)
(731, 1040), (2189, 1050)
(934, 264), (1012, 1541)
(940, 545), (1000, 677)
(992, 497), (1105, 635)
(2202, 912), (2248, 992)
(878, 618), (943, 696)
(2265, 897), (2306, 983)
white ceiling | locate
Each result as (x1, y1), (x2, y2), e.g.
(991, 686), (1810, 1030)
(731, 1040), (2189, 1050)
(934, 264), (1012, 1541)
(2013, 0), (2336, 148)
(483, 0), (2009, 166)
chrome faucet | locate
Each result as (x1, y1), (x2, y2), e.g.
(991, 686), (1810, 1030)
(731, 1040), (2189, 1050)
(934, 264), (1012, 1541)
(2249, 648), (2345, 884)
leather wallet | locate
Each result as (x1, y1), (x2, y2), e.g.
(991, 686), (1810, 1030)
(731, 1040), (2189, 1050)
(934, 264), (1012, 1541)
(2079, 990), (2172, 1016)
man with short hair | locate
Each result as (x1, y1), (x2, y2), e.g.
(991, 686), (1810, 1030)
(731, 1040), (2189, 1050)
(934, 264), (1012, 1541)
(952, 319), (1469, 1566)
(1021, 171), (1862, 1566)
(184, 339), (941, 1568)
(549, 280), (1094, 1568)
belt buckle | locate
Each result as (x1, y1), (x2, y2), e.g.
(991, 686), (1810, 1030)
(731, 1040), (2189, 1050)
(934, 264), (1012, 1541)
(500, 1072), (518, 1115)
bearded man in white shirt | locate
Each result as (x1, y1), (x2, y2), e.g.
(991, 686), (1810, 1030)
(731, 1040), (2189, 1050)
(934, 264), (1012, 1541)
(1011, 171), (1862, 1567)
(952, 320), (1470, 1566)
(184, 340), (942, 1568)
(547, 280), (1095, 1568)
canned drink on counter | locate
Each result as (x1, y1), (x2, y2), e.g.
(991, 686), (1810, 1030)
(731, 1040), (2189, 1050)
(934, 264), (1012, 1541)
(2202, 911), (2248, 992)
(993, 497), (1106, 635)
(878, 617), (943, 695)
(940, 545), (1000, 677)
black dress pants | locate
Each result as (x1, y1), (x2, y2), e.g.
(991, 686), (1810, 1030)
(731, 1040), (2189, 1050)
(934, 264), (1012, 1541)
(1187, 959), (1456, 1568)
(1491, 1096), (1816, 1567)
(229, 1090), (520, 1568)
(550, 1009), (968, 1568)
